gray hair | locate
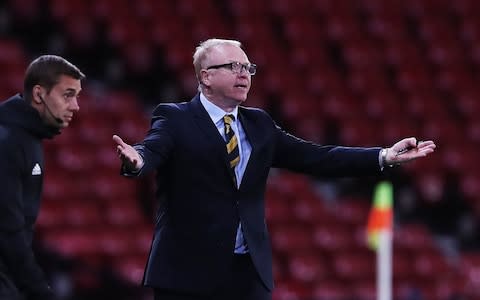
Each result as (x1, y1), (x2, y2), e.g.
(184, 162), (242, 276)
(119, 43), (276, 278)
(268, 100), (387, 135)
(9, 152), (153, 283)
(193, 38), (242, 91)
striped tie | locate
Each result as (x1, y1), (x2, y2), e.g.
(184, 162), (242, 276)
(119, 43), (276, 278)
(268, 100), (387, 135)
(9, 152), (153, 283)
(224, 114), (240, 185)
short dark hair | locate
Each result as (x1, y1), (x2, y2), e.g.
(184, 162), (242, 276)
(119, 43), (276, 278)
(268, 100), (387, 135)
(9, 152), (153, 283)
(23, 55), (85, 101)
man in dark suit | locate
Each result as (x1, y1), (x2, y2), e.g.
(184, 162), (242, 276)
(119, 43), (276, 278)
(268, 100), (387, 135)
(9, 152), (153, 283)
(113, 38), (436, 300)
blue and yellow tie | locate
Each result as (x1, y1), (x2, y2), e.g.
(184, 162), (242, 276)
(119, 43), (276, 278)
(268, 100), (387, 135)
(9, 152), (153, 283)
(224, 114), (240, 186)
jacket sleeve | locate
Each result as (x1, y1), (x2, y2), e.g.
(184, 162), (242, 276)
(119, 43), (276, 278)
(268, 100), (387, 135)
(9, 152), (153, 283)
(122, 104), (176, 177)
(270, 119), (382, 177)
(0, 137), (54, 299)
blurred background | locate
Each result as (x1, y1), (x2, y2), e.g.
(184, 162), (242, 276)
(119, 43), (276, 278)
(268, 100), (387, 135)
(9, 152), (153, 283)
(0, 0), (479, 299)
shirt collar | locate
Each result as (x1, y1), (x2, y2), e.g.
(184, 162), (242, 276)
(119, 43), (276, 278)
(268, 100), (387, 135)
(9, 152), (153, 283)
(199, 93), (238, 124)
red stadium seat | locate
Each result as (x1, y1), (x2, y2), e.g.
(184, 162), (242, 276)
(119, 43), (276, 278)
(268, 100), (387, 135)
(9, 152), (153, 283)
(306, 68), (345, 95)
(278, 91), (319, 123)
(266, 199), (293, 225)
(435, 276), (467, 300)
(77, 115), (115, 145)
(273, 255), (288, 282)
(455, 89), (480, 121)
(460, 171), (480, 204)
(8, 0), (41, 21)
(273, 281), (311, 300)
(366, 14), (409, 41)
(393, 251), (415, 281)
(414, 251), (454, 280)
(466, 118), (480, 145)
(151, 15), (188, 46)
(352, 280), (376, 300)
(312, 280), (350, 300)
(381, 117), (420, 144)
(131, 225), (154, 255)
(226, 0), (270, 18)
(394, 224), (436, 252)
(42, 229), (102, 265)
(338, 117), (378, 146)
(270, 0), (313, 17)
(48, 0), (90, 21)
(321, 92), (362, 121)
(64, 201), (104, 228)
(190, 16), (233, 44)
(421, 116), (465, 145)
(121, 41), (155, 74)
(311, 0), (357, 16)
(292, 116), (325, 144)
(292, 197), (333, 225)
(441, 143), (476, 174)
(452, 0), (480, 17)
(116, 114), (150, 142)
(282, 16), (326, 46)
(270, 224), (314, 254)
(290, 44), (331, 72)
(332, 250), (375, 281)
(163, 37), (196, 71)
(435, 66), (475, 93)
(0, 39), (25, 65)
(176, 0), (220, 18)
(268, 173), (315, 202)
(342, 40), (384, 69)
(385, 41), (424, 68)
(287, 252), (329, 283)
(103, 199), (145, 227)
(55, 146), (95, 175)
(330, 198), (370, 226)
(414, 171), (446, 205)
(325, 13), (363, 42)
(42, 173), (76, 202)
(348, 69), (392, 98)
(234, 18), (276, 48)
(62, 15), (97, 49)
(36, 201), (69, 231)
(92, 173), (138, 201)
(396, 66), (435, 93)
(112, 254), (147, 285)
(312, 224), (355, 253)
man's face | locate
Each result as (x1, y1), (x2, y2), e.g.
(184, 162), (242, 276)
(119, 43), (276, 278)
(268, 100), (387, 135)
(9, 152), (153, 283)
(42, 75), (81, 128)
(202, 44), (252, 106)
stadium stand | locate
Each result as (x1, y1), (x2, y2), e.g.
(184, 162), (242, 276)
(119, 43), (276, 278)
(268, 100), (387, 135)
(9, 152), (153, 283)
(1, 0), (478, 299)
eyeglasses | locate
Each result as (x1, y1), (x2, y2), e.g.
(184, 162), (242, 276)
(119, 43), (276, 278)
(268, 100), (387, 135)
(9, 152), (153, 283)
(206, 62), (257, 75)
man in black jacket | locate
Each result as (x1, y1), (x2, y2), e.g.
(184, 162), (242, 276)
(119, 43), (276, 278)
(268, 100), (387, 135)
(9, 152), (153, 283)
(0, 55), (84, 300)
(113, 38), (436, 300)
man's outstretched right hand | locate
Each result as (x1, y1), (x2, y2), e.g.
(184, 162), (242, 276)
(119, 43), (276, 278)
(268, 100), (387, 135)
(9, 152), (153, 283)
(113, 134), (144, 172)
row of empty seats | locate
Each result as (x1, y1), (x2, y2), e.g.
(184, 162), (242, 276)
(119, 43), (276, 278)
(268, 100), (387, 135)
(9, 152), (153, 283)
(3, 0), (480, 298)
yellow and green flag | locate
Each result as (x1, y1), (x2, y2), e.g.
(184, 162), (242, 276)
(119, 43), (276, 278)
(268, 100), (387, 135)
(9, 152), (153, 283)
(366, 181), (393, 250)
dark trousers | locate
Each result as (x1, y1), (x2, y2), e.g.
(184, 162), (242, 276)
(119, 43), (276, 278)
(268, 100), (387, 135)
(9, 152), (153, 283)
(154, 254), (271, 300)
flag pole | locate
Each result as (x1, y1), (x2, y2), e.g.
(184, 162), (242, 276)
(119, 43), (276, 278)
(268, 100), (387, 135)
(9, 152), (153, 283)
(366, 181), (393, 300)
(377, 230), (392, 300)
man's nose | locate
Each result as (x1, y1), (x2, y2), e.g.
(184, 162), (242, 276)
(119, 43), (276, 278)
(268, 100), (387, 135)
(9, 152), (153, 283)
(70, 97), (80, 111)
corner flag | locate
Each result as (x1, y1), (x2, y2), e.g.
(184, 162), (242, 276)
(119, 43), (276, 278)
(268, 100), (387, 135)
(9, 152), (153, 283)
(367, 181), (393, 300)
(366, 181), (393, 250)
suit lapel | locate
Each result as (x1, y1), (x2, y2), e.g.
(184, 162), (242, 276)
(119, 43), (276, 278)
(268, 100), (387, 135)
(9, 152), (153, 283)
(237, 109), (260, 190)
(190, 95), (237, 187)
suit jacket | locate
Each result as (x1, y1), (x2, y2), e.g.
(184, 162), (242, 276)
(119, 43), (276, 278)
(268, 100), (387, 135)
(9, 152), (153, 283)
(128, 94), (382, 293)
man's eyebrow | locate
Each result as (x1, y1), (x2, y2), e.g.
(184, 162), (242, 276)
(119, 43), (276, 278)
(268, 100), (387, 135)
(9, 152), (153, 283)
(64, 88), (80, 93)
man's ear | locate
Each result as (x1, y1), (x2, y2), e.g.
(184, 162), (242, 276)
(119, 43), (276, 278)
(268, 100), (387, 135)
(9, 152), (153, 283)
(32, 85), (43, 104)
(200, 70), (210, 87)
